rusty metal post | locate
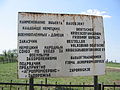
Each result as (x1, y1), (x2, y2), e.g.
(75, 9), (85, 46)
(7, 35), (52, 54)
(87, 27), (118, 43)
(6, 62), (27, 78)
(94, 76), (98, 90)
(29, 77), (34, 90)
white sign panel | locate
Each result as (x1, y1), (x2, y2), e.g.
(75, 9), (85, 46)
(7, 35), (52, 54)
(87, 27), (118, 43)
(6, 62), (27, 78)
(18, 12), (105, 78)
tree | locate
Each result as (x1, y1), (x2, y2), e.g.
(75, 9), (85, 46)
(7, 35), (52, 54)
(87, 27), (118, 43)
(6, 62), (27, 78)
(0, 56), (4, 62)
(1, 49), (18, 63)
(3, 50), (7, 60)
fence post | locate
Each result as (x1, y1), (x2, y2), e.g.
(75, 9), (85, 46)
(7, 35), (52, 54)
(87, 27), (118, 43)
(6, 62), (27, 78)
(94, 76), (98, 90)
(29, 77), (34, 90)
(45, 78), (47, 85)
(114, 82), (115, 90)
(83, 82), (85, 90)
(25, 80), (28, 90)
(40, 81), (43, 90)
(10, 80), (12, 90)
(69, 82), (71, 90)
(55, 81), (57, 90)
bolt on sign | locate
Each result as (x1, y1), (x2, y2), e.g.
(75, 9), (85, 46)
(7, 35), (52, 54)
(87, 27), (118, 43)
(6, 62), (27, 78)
(18, 12), (105, 78)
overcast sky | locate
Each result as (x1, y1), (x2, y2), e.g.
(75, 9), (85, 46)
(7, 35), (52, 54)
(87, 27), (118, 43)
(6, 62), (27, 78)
(0, 0), (120, 62)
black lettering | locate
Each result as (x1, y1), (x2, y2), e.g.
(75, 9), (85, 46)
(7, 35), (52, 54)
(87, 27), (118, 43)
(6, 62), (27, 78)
(66, 22), (84, 25)
(69, 68), (90, 72)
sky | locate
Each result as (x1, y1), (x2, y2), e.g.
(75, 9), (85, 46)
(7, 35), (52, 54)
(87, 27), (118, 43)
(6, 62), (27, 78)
(0, 0), (120, 62)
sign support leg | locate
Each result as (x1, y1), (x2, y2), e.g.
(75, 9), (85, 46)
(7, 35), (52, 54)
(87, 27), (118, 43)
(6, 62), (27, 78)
(29, 77), (34, 90)
(94, 75), (98, 90)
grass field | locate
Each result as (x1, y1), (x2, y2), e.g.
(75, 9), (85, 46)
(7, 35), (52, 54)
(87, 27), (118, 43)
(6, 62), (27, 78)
(106, 62), (120, 68)
(0, 62), (120, 90)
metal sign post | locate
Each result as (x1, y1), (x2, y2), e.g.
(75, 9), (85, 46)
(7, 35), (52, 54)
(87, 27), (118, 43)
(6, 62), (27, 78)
(94, 75), (98, 90)
(29, 77), (34, 90)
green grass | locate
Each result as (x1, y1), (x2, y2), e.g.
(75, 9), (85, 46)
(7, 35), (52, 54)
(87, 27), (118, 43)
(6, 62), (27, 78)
(106, 62), (120, 68)
(0, 62), (120, 90)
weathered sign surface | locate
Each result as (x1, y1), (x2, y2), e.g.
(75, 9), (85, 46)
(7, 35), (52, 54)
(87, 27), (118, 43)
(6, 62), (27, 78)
(18, 12), (105, 78)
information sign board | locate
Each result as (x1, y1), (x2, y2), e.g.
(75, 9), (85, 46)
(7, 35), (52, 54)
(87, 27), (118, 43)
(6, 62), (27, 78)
(18, 12), (105, 78)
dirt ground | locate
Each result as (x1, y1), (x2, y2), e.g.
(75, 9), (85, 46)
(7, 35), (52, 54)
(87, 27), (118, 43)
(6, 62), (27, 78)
(106, 67), (120, 72)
